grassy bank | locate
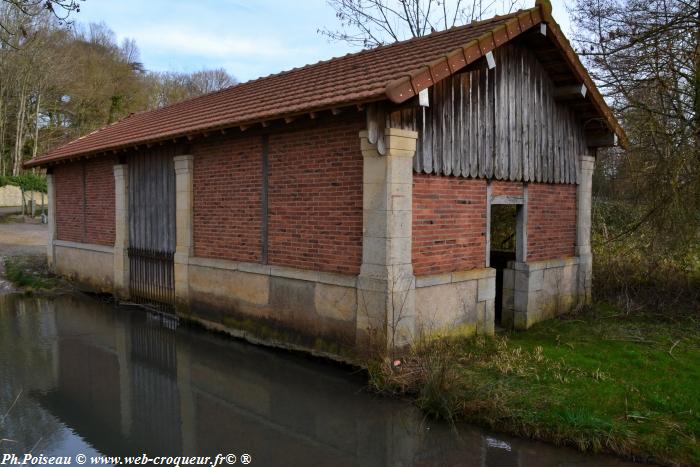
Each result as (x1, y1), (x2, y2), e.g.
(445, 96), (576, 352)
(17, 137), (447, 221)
(370, 304), (699, 465)
(2, 257), (61, 292)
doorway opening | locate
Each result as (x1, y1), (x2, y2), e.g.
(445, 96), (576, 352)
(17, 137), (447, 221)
(489, 204), (518, 326)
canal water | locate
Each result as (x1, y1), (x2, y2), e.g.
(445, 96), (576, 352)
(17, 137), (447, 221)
(0, 293), (640, 466)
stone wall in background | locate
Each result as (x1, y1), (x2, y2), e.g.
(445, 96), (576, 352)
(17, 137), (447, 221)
(0, 185), (46, 208)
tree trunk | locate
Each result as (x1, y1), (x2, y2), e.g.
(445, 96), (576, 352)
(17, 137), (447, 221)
(32, 92), (40, 160)
(695, 0), (700, 159)
(0, 87), (5, 177)
(0, 101), (4, 177)
(12, 80), (27, 176)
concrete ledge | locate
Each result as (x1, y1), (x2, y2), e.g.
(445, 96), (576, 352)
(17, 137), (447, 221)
(188, 256), (356, 288)
(54, 240), (114, 254)
(509, 256), (579, 271)
(415, 273), (452, 288)
(416, 267), (496, 288)
(190, 256), (246, 271)
(238, 262), (272, 276)
(270, 265), (322, 284)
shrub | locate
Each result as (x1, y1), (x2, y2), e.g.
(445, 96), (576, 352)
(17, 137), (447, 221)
(592, 199), (700, 315)
(0, 173), (47, 193)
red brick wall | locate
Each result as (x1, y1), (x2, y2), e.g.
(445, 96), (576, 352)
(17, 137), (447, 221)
(54, 163), (84, 243)
(85, 157), (115, 246)
(412, 177), (577, 275)
(413, 174), (487, 276)
(268, 115), (364, 274)
(54, 158), (115, 246)
(193, 133), (262, 262)
(527, 183), (577, 261)
(491, 180), (524, 197)
(191, 114), (364, 274)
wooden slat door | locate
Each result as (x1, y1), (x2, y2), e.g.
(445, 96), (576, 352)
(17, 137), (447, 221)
(128, 148), (177, 310)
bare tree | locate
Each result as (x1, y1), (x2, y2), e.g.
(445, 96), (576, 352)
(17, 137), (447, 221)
(188, 69), (236, 95)
(0, 0), (81, 47)
(147, 68), (237, 108)
(320, 0), (524, 47)
(569, 0), (700, 253)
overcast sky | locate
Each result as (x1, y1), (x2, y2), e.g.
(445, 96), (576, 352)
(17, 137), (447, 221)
(75, 0), (572, 83)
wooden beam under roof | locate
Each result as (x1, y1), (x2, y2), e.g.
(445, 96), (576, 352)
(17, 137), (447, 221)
(554, 83), (587, 100)
(586, 131), (618, 148)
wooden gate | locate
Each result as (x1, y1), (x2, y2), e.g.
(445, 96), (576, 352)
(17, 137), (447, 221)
(128, 148), (177, 312)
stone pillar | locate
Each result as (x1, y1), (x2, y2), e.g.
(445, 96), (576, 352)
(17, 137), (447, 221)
(576, 154), (595, 304)
(508, 261), (544, 330)
(46, 173), (56, 269)
(113, 164), (129, 298)
(356, 128), (418, 352)
(501, 186), (531, 329)
(174, 155), (194, 312)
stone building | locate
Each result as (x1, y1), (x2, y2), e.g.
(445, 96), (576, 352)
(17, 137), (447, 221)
(26, 1), (625, 356)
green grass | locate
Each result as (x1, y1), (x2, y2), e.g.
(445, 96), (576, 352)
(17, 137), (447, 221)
(3, 258), (59, 291)
(372, 304), (700, 465)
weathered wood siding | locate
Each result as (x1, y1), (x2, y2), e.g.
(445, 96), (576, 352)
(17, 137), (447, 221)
(128, 147), (177, 252)
(403, 43), (586, 183)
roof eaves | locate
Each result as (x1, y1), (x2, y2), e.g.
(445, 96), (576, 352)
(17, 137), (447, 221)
(537, 8), (629, 148)
(385, 6), (542, 103)
(23, 94), (388, 169)
(384, 1), (628, 149)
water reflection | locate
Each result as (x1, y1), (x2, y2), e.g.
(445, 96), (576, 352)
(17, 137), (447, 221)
(0, 294), (639, 466)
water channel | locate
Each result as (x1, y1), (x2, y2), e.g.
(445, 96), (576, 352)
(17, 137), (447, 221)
(0, 293), (641, 466)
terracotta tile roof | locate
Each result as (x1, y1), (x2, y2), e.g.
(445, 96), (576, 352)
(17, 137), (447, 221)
(26, 1), (625, 168)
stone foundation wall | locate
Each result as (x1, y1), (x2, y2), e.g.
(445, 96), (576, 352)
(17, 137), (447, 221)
(185, 257), (358, 356)
(186, 259), (498, 355)
(54, 241), (114, 293)
(415, 268), (496, 338)
(501, 257), (580, 329)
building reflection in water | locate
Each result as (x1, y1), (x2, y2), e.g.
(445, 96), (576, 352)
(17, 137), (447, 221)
(0, 294), (637, 467)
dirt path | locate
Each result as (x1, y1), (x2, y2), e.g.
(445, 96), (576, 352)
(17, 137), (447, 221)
(0, 217), (47, 257)
(0, 206), (21, 216)
(0, 217), (48, 293)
